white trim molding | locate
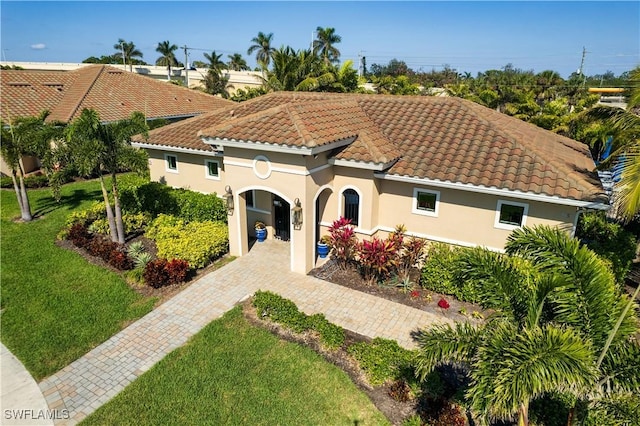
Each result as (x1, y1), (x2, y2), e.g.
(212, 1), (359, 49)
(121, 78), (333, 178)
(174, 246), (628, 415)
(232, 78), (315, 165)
(224, 158), (332, 177)
(133, 142), (222, 157)
(494, 199), (529, 231)
(252, 155), (272, 180)
(412, 187), (440, 217)
(374, 173), (610, 210)
(164, 153), (178, 173)
(204, 159), (221, 180)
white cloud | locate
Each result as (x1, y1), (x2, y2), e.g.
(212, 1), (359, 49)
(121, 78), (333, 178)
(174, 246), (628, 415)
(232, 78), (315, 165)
(30, 43), (46, 50)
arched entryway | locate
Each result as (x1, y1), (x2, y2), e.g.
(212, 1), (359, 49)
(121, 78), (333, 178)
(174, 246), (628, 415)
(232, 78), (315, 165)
(313, 185), (333, 264)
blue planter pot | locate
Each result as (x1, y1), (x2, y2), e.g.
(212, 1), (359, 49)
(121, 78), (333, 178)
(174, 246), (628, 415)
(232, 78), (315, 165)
(317, 242), (329, 258)
(255, 228), (267, 242)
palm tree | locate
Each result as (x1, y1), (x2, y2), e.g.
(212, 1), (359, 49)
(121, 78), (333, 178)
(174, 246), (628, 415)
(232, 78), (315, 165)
(113, 38), (143, 72)
(0, 111), (63, 221)
(227, 53), (249, 71)
(247, 31), (275, 69)
(64, 109), (148, 243)
(587, 67), (640, 221)
(313, 26), (341, 65)
(415, 226), (640, 425)
(203, 51), (226, 73)
(155, 40), (178, 80)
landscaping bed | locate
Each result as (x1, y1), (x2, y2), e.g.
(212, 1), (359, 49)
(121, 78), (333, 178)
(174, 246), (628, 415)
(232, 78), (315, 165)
(310, 259), (490, 324)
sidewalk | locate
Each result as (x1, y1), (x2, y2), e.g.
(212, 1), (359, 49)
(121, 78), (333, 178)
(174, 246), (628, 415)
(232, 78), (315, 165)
(34, 239), (451, 424)
(1, 343), (55, 426)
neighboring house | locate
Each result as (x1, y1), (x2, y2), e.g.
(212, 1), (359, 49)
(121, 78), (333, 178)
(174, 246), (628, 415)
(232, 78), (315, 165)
(131, 92), (609, 274)
(0, 64), (233, 175)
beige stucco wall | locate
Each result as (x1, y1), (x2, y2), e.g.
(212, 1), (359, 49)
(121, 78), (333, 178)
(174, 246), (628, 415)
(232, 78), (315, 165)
(145, 145), (579, 272)
(147, 149), (226, 195)
(377, 180), (575, 250)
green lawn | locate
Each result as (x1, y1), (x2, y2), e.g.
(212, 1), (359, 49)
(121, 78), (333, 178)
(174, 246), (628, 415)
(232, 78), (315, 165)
(82, 307), (389, 426)
(0, 181), (155, 380)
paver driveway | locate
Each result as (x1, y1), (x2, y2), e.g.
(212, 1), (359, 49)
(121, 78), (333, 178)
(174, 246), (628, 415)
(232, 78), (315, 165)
(38, 239), (452, 424)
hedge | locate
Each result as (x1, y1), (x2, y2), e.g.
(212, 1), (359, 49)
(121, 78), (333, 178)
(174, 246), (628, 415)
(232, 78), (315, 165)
(146, 214), (228, 269)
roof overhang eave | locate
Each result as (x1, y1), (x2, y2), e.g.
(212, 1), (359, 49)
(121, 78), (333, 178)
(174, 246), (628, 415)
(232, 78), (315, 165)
(131, 141), (222, 157)
(201, 135), (355, 156)
(330, 158), (398, 171)
(374, 172), (611, 210)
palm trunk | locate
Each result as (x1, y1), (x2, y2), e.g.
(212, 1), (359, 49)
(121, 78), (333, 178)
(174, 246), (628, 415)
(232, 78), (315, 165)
(17, 162), (32, 221)
(111, 172), (125, 244)
(167, 65), (171, 81)
(11, 169), (25, 215)
(518, 402), (529, 426)
(99, 174), (118, 242)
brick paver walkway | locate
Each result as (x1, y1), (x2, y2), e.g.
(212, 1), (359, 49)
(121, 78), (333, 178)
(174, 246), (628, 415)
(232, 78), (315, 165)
(39, 240), (452, 424)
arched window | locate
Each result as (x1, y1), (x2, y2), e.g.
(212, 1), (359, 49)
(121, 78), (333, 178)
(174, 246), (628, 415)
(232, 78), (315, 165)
(343, 189), (359, 226)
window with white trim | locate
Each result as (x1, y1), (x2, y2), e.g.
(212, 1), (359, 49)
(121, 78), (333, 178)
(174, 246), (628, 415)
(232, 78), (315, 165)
(204, 159), (220, 180)
(343, 188), (359, 226)
(412, 188), (440, 217)
(165, 154), (178, 173)
(495, 200), (528, 230)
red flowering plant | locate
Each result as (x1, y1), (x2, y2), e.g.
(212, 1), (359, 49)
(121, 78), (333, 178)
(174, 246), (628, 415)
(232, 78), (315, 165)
(437, 298), (450, 309)
(410, 290), (421, 299)
(327, 217), (358, 269)
(357, 236), (399, 284)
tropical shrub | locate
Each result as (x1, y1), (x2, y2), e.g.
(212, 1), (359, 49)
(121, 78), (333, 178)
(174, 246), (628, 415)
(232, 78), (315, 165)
(398, 236), (428, 279)
(119, 181), (227, 223)
(88, 212), (151, 236)
(252, 291), (308, 333)
(0, 174), (52, 189)
(576, 211), (637, 285)
(252, 291), (345, 349)
(146, 214), (228, 269)
(143, 259), (170, 288)
(67, 223), (92, 248)
(142, 258), (189, 288)
(64, 201), (106, 228)
(347, 337), (416, 386)
(420, 243), (465, 295)
(327, 217), (358, 268)
(357, 237), (399, 284)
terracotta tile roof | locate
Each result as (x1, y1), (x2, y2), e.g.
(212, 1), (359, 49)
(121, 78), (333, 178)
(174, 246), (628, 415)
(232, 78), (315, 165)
(0, 65), (233, 124)
(139, 91), (605, 202)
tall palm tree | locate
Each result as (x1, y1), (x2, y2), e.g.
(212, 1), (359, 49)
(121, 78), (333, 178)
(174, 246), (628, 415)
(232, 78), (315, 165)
(64, 109), (148, 243)
(313, 26), (341, 65)
(0, 111), (63, 221)
(203, 51), (226, 73)
(415, 226), (640, 425)
(113, 38), (143, 72)
(201, 51), (229, 97)
(155, 40), (178, 80)
(227, 53), (249, 71)
(247, 31), (275, 69)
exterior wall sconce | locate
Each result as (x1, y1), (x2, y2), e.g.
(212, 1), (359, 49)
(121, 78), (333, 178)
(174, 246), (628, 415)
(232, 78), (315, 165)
(291, 198), (303, 230)
(224, 185), (234, 215)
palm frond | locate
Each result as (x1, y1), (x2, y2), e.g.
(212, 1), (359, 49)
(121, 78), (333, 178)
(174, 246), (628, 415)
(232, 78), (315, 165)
(414, 322), (483, 380)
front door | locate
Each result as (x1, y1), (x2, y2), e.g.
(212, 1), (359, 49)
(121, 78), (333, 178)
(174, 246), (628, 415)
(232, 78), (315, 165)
(273, 196), (290, 241)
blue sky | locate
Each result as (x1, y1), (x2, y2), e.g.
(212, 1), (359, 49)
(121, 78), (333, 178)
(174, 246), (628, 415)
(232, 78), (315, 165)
(1, 1), (638, 78)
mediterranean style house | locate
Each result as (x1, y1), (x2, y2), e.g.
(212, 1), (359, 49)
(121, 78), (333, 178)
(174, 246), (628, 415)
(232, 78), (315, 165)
(132, 91), (609, 274)
(0, 64), (233, 174)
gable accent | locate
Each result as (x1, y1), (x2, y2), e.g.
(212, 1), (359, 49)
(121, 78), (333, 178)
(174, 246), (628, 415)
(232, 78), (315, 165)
(201, 136), (356, 156)
(374, 172), (610, 210)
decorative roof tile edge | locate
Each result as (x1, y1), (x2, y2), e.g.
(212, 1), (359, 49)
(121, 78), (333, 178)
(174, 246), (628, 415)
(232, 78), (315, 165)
(329, 158), (397, 171)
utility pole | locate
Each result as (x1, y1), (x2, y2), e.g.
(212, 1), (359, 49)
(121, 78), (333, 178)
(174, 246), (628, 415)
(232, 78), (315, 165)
(577, 46), (587, 86)
(183, 45), (189, 87)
